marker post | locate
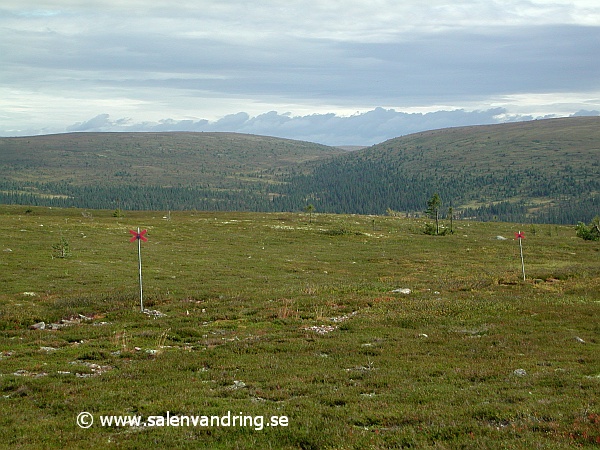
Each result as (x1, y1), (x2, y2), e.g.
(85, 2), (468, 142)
(129, 228), (148, 312)
(515, 231), (526, 281)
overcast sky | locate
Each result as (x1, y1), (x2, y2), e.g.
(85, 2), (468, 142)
(2, 1), (599, 145)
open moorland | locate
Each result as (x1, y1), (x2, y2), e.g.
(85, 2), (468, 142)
(0, 205), (599, 448)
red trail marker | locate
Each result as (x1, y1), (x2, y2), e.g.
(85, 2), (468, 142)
(129, 228), (147, 311)
(515, 231), (526, 281)
(129, 229), (148, 242)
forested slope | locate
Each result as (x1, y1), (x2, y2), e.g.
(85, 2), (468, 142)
(272, 117), (600, 223)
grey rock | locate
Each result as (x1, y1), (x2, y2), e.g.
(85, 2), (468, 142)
(391, 288), (411, 294)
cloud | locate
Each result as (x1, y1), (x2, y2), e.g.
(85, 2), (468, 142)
(571, 109), (600, 117)
(212, 113), (251, 131)
(66, 114), (112, 132)
(61, 107), (519, 145)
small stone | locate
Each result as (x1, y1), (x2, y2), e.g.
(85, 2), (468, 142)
(13, 369), (47, 378)
(75, 373), (93, 378)
(574, 336), (586, 344)
(391, 288), (411, 294)
(143, 309), (166, 318)
(305, 325), (337, 334)
(513, 369), (527, 377)
(232, 380), (246, 389)
(30, 322), (45, 330)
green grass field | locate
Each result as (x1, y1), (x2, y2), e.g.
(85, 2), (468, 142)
(1, 206), (598, 449)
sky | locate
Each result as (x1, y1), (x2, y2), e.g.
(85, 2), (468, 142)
(1, 1), (600, 145)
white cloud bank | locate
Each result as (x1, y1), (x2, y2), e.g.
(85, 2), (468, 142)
(62, 107), (598, 146)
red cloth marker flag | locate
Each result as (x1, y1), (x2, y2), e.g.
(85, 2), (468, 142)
(130, 229), (148, 242)
(514, 231), (525, 240)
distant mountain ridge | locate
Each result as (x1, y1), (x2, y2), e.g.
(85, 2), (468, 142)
(0, 118), (598, 223)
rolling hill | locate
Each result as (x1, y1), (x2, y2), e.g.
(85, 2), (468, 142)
(0, 132), (342, 211)
(0, 117), (598, 223)
(273, 117), (600, 223)
(0, 132), (342, 186)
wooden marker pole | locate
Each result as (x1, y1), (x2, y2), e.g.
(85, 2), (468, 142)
(137, 227), (143, 311)
(515, 231), (526, 281)
(129, 228), (148, 312)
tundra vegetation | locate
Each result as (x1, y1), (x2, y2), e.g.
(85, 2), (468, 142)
(576, 217), (600, 241)
(0, 205), (598, 448)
